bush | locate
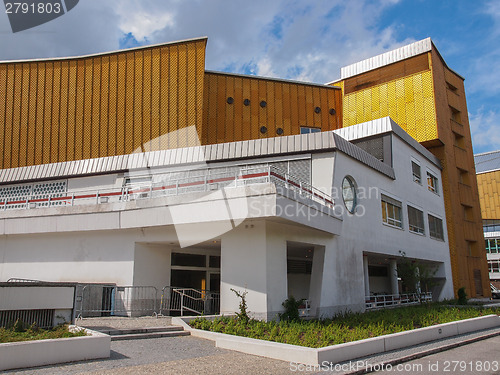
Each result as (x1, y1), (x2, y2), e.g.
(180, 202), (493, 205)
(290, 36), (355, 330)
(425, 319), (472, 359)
(457, 287), (468, 305)
(279, 296), (304, 322)
(189, 303), (500, 348)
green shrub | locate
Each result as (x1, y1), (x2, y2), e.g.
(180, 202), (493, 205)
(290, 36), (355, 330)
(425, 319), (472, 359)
(279, 296), (304, 322)
(189, 303), (500, 348)
(457, 287), (468, 305)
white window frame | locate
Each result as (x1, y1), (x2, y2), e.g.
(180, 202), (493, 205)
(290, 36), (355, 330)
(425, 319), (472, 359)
(427, 171), (439, 194)
(300, 127), (321, 134)
(428, 213), (444, 241)
(381, 195), (403, 229)
(411, 160), (422, 184)
(408, 205), (425, 235)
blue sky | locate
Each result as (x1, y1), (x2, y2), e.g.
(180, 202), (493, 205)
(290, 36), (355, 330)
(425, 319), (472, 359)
(0, 0), (499, 154)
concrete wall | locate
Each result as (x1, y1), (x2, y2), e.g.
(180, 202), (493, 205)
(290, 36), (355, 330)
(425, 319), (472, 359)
(0, 231), (137, 285)
(328, 136), (454, 301)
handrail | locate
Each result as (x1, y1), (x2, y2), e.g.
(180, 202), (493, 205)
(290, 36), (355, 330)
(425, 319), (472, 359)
(0, 165), (335, 211)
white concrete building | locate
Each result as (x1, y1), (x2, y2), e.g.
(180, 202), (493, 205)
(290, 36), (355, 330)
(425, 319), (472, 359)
(0, 117), (454, 320)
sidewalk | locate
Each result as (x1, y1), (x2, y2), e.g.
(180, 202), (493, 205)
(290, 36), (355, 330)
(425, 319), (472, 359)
(75, 316), (173, 330)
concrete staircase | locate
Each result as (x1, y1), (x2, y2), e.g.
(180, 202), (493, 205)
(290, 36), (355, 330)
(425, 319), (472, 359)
(98, 326), (190, 341)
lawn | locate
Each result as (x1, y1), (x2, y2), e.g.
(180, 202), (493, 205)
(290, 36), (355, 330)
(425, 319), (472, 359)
(189, 304), (500, 348)
(0, 323), (87, 343)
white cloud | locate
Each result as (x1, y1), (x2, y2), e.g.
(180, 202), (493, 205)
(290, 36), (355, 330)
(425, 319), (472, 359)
(469, 108), (500, 153)
(0, 0), (410, 84)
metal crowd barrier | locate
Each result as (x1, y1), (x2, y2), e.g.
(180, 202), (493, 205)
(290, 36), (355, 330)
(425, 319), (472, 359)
(365, 292), (432, 310)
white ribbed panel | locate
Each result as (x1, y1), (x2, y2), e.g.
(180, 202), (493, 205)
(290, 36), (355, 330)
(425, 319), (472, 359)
(341, 38), (432, 79)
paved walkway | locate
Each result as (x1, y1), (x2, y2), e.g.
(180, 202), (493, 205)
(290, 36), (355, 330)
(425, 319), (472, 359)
(4, 319), (500, 375)
(75, 316), (173, 330)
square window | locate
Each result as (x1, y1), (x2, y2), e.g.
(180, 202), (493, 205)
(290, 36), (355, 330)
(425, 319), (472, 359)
(411, 161), (421, 184)
(408, 206), (425, 234)
(427, 172), (439, 194)
(428, 214), (444, 240)
(381, 195), (403, 228)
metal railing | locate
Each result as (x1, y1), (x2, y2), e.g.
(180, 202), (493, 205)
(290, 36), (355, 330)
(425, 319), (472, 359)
(365, 292), (432, 310)
(0, 165), (334, 212)
(6, 278), (42, 283)
(76, 285), (159, 318)
(74, 284), (220, 318)
(159, 287), (220, 316)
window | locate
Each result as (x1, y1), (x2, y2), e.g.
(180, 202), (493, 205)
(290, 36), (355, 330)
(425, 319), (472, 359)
(342, 176), (357, 213)
(486, 239), (500, 254)
(428, 214), (444, 240)
(381, 195), (403, 228)
(412, 161), (421, 184)
(427, 172), (439, 194)
(488, 260), (500, 273)
(408, 206), (425, 234)
(300, 127), (321, 134)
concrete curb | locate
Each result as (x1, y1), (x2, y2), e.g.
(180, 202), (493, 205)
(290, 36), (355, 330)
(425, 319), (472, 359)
(0, 326), (111, 371)
(344, 328), (500, 375)
(173, 315), (500, 366)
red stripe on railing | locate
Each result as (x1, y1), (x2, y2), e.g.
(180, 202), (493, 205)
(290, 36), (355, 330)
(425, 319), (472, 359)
(0, 169), (333, 209)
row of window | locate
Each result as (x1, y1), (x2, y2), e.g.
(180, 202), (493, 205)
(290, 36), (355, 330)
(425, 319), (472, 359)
(486, 238), (500, 254)
(488, 260), (500, 274)
(411, 161), (439, 194)
(381, 194), (444, 240)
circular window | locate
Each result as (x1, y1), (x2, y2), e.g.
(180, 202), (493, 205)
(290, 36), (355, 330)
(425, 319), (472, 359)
(342, 176), (357, 213)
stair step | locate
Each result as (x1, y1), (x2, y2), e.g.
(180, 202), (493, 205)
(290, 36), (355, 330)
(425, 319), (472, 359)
(102, 326), (184, 336)
(110, 330), (190, 341)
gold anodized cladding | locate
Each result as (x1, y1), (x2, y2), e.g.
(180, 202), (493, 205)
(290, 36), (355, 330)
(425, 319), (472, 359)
(0, 39), (207, 169)
(343, 70), (437, 142)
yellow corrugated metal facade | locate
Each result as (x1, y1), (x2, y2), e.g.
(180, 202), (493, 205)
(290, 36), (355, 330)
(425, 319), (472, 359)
(477, 170), (500, 220)
(342, 70), (438, 143)
(0, 38), (207, 169)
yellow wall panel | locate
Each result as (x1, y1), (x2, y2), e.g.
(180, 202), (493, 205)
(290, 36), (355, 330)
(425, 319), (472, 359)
(0, 38), (207, 168)
(342, 70), (438, 143)
(100, 56), (110, 156)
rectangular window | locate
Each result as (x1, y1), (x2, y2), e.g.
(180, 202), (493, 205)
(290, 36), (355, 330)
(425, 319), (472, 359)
(408, 206), (425, 234)
(427, 172), (439, 194)
(428, 214), (444, 240)
(486, 238), (500, 254)
(489, 260), (500, 273)
(300, 127), (321, 134)
(411, 161), (421, 184)
(381, 195), (403, 228)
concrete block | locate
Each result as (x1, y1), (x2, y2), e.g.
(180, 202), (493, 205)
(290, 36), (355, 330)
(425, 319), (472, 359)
(456, 315), (500, 335)
(0, 327), (110, 371)
(318, 336), (385, 364)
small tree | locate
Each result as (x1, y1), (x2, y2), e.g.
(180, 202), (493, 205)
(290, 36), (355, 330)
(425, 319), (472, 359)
(230, 288), (250, 324)
(397, 251), (438, 300)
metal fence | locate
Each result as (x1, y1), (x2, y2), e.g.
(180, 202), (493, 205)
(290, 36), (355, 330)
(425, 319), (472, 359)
(0, 309), (54, 329)
(0, 165), (334, 211)
(159, 287), (220, 316)
(365, 292), (432, 310)
(75, 285), (220, 318)
(75, 285), (159, 318)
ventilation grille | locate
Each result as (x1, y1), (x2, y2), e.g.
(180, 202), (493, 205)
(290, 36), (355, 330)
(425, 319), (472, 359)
(353, 137), (384, 161)
(0, 309), (54, 329)
(287, 259), (312, 274)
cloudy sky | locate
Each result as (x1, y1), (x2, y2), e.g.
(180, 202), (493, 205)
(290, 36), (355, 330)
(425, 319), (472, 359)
(0, 0), (499, 154)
